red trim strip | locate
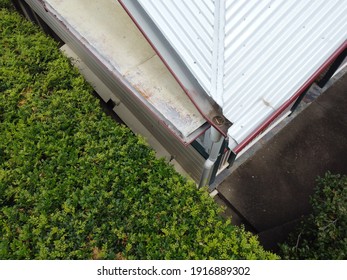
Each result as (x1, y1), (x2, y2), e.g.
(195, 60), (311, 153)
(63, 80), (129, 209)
(119, 1), (346, 150)
(118, 0), (229, 137)
(233, 40), (347, 154)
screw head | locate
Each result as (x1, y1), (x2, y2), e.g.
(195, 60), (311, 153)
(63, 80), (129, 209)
(212, 116), (225, 126)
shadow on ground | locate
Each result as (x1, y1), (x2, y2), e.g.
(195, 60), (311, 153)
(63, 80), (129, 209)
(215, 69), (347, 251)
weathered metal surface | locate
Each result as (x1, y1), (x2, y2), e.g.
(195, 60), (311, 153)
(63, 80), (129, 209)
(41, 0), (207, 142)
(121, 0), (347, 150)
(119, 0), (232, 137)
(124, 54), (206, 138)
(24, 0), (207, 181)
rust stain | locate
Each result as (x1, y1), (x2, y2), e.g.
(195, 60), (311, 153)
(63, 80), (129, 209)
(133, 83), (153, 100)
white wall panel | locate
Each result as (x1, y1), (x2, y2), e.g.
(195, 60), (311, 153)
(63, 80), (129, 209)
(124, 0), (347, 150)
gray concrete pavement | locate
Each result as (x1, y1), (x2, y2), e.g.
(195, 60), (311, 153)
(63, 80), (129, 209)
(215, 68), (347, 250)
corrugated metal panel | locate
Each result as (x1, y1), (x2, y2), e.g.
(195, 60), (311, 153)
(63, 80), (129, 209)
(122, 0), (347, 150)
(223, 0), (347, 147)
(120, 0), (232, 136)
(138, 0), (215, 93)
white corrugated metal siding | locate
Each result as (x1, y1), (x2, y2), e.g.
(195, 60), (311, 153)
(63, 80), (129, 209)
(123, 0), (347, 150)
(138, 0), (216, 94)
(223, 0), (347, 146)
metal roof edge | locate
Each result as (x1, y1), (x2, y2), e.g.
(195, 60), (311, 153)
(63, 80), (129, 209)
(118, 0), (232, 137)
(28, 0), (206, 146)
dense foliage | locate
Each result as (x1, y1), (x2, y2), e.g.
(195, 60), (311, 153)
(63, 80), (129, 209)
(0, 4), (277, 259)
(280, 172), (347, 259)
(0, 0), (12, 9)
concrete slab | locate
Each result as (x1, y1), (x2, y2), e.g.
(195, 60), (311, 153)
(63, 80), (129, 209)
(214, 194), (250, 229)
(257, 219), (300, 252)
(217, 70), (347, 236)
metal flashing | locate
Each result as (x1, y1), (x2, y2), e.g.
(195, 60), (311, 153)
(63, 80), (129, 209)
(119, 0), (232, 136)
(24, 0), (208, 180)
(34, 0), (209, 145)
(120, 0), (347, 151)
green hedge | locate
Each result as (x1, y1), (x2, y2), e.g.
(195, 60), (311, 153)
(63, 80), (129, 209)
(280, 173), (347, 259)
(0, 5), (278, 259)
(0, 0), (12, 9)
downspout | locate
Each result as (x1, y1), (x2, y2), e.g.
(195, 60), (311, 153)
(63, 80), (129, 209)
(198, 127), (223, 188)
